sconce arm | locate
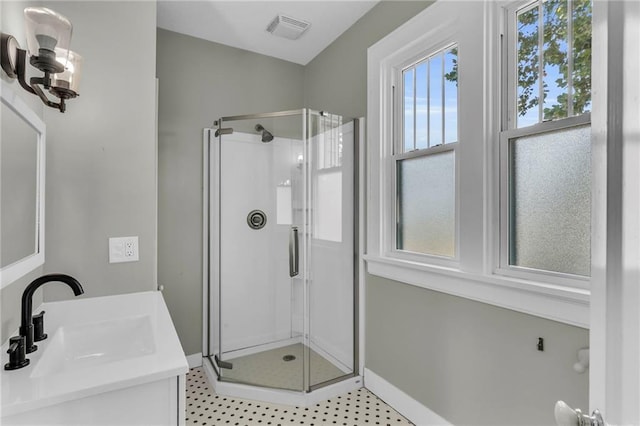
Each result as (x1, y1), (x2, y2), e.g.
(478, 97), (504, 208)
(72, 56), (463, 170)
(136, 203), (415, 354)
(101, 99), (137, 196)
(15, 48), (36, 96)
(29, 78), (66, 113)
(14, 48), (66, 113)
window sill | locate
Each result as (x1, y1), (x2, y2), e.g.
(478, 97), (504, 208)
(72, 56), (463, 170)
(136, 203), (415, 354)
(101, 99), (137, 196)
(363, 255), (589, 328)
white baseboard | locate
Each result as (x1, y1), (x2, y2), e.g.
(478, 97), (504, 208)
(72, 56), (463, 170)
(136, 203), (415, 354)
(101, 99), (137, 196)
(364, 368), (452, 426)
(186, 353), (203, 369)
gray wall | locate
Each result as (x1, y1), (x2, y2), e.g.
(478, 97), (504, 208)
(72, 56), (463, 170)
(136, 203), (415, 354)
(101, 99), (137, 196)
(304, 2), (589, 425)
(1, 0), (157, 343)
(40, 1), (158, 302)
(156, 29), (305, 356)
(304, 1), (432, 118)
(367, 275), (588, 425)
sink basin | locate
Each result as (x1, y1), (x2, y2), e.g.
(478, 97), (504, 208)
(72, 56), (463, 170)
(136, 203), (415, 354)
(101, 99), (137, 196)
(31, 315), (156, 378)
(1, 291), (188, 419)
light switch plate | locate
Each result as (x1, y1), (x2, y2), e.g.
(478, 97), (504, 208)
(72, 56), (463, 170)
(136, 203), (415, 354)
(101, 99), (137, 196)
(109, 236), (139, 263)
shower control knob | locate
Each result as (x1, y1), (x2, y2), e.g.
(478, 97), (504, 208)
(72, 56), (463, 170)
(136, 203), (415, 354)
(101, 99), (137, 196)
(247, 210), (267, 230)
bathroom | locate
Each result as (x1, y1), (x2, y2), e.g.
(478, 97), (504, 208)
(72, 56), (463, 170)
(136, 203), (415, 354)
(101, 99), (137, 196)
(1, 1), (638, 425)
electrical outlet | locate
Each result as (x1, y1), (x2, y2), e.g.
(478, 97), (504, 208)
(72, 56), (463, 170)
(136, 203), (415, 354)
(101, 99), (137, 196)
(125, 240), (135, 257)
(109, 236), (139, 263)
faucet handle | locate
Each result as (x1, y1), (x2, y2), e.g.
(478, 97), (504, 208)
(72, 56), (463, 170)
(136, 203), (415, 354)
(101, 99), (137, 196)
(33, 311), (47, 342)
(4, 336), (30, 370)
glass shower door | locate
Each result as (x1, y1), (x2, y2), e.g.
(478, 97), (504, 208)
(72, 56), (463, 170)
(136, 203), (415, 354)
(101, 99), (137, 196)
(305, 112), (356, 389)
(215, 113), (307, 391)
(211, 110), (357, 393)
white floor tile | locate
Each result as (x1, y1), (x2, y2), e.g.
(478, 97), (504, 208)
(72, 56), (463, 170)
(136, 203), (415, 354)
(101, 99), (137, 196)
(186, 367), (414, 426)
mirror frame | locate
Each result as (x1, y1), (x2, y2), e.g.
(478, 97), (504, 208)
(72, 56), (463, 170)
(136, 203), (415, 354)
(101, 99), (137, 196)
(1, 80), (46, 288)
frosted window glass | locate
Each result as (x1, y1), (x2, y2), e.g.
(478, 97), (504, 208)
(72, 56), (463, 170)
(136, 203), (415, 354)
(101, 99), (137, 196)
(397, 151), (455, 257)
(509, 124), (590, 276)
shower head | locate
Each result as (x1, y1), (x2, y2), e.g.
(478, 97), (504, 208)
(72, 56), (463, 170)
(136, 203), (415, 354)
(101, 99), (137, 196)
(255, 124), (274, 143)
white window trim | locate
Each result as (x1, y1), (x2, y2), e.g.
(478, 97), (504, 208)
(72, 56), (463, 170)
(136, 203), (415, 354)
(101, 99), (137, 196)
(366, 0), (589, 327)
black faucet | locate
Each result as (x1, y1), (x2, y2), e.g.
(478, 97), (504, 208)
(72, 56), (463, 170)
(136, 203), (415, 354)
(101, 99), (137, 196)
(20, 274), (84, 354)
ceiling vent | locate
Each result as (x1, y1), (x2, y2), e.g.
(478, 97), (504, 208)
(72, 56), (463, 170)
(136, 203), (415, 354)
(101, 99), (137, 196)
(266, 14), (311, 40)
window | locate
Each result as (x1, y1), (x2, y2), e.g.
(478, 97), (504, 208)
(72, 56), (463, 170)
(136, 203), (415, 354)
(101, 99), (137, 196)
(514, 0), (592, 127)
(395, 46), (458, 258)
(313, 113), (344, 243)
(500, 0), (592, 282)
(366, 0), (591, 326)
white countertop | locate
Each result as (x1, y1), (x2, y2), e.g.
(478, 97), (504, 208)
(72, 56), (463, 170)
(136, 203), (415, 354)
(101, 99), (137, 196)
(1, 291), (189, 417)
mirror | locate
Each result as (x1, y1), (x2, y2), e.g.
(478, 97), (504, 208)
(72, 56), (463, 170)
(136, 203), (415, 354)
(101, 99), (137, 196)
(1, 81), (45, 287)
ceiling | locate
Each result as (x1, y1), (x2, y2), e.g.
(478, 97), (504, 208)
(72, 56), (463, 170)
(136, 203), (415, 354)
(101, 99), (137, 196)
(157, 1), (379, 65)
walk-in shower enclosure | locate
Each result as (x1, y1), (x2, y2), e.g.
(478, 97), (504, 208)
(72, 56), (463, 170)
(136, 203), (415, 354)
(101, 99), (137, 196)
(203, 109), (361, 404)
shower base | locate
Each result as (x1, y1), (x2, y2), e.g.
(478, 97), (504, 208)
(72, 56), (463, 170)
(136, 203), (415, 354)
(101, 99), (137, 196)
(203, 344), (362, 407)
(219, 343), (344, 391)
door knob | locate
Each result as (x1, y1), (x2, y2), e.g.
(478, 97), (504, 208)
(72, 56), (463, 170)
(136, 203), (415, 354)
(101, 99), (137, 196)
(555, 401), (604, 426)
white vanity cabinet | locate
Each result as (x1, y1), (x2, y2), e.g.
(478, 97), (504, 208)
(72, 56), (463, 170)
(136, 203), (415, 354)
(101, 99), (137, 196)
(1, 291), (188, 426)
(2, 375), (186, 425)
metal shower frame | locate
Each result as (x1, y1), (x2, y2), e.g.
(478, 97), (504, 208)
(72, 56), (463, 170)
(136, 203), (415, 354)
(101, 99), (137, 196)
(202, 108), (363, 394)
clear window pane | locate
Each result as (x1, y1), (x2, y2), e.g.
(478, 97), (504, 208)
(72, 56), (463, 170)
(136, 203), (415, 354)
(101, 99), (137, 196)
(516, 0), (592, 128)
(397, 151), (455, 257)
(542, 0), (568, 121)
(517, 4), (540, 127)
(402, 44), (458, 153)
(572, 0), (592, 115)
(509, 125), (590, 276)
(404, 68), (415, 152)
(415, 63), (428, 150)
(428, 53), (443, 146)
(444, 48), (458, 144)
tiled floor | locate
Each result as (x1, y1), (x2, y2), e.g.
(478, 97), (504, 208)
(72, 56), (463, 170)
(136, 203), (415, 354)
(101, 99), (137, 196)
(186, 367), (414, 426)
(221, 343), (346, 391)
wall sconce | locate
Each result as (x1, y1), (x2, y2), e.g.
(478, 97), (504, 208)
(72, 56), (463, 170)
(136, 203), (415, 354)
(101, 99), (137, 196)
(0, 7), (82, 113)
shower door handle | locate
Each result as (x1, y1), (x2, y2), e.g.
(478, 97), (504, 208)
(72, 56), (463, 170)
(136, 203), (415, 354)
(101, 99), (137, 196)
(289, 226), (299, 277)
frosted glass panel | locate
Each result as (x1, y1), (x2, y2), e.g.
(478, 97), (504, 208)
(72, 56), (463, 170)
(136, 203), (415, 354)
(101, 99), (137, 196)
(397, 151), (455, 257)
(509, 125), (590, 276)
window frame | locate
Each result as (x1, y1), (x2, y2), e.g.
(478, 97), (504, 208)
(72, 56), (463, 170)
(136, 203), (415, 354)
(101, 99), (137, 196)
(497, 0), (592, 288)
(390, 43), (460, 265)
(366, 0), (590, 328)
